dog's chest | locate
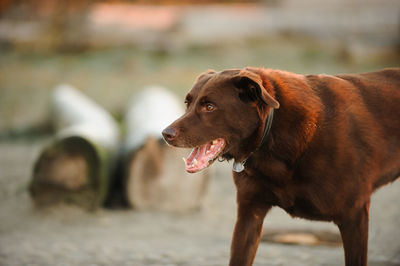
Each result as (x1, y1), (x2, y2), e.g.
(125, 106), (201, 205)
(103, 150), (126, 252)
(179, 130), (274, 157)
(243, 158), (335, 221)
(270, 183), (334, 221)
(281, 196), (330, 221)
(248, 171), (331, 221)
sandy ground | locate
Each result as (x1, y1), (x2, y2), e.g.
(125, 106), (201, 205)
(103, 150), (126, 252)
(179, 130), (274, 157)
(0, 140), (399, 266)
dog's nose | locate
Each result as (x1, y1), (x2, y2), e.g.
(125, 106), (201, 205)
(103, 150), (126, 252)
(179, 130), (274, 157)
(162, 127), (178, 142)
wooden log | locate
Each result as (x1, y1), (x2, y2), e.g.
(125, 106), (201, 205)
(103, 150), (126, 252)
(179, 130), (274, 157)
(123, 87), (209, 211)
(30, 84), (120, 210)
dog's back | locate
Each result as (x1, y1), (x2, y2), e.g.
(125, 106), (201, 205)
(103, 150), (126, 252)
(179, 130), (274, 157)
(307, 69), (400, 191)
(340, 69), (400, 188)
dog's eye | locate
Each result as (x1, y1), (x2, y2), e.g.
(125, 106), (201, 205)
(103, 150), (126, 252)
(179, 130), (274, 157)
(205, 103), (215, 112)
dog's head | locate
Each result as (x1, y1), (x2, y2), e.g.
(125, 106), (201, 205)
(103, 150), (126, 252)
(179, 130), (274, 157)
(162, 68), (279, 173)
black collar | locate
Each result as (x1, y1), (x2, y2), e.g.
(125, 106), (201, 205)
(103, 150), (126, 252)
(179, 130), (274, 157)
(232, 108), (274, 172)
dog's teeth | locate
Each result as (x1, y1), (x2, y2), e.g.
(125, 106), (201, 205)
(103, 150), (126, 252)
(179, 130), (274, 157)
(193, 159), (198, 165)
(182, 157), (187, 163)
(210, 145), (215, 150)
(206, 150), (211, 154)
(212, 140), (218, 145)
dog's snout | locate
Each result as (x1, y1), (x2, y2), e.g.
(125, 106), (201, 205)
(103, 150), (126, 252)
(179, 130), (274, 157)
(162, 127), (178, 142)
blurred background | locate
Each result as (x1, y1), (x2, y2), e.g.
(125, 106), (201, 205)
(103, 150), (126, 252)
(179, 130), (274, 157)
(0, 0), (399, 266)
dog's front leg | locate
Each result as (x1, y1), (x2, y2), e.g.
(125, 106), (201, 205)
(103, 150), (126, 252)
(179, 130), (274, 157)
(229, 202), (270, 266)
(336, 201), (370, 266)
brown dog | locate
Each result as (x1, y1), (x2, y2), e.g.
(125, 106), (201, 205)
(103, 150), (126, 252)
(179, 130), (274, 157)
(162, 67), (400, 266)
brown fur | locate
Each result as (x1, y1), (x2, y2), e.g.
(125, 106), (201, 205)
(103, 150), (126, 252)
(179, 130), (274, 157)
(162, 67), (400, 266)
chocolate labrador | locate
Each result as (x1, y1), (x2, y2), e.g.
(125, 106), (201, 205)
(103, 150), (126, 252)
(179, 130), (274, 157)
(162, 67), (400, 266)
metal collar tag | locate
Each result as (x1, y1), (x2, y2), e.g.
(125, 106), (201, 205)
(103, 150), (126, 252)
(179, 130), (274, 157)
(233, 161), (245, 172)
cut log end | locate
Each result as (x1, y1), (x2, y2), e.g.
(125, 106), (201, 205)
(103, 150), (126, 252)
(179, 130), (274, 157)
(125, 137), (209, 212)
(30, 136), (102, 209)
(37, 152), (88, 190)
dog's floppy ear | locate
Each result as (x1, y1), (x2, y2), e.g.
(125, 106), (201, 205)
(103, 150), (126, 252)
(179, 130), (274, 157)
(233, 70), (280, 109)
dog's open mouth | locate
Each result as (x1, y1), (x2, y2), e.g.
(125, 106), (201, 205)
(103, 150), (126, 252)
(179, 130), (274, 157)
(183, 138), (226, 173)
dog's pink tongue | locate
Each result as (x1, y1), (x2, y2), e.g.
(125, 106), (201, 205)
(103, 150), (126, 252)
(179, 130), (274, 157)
(184, 138), (225, 173)
(185, 144), (210, 173)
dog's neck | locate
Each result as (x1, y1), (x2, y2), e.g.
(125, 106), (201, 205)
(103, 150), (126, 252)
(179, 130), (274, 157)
(233, 69), (322, 174)
(232, 108), (274, 172)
